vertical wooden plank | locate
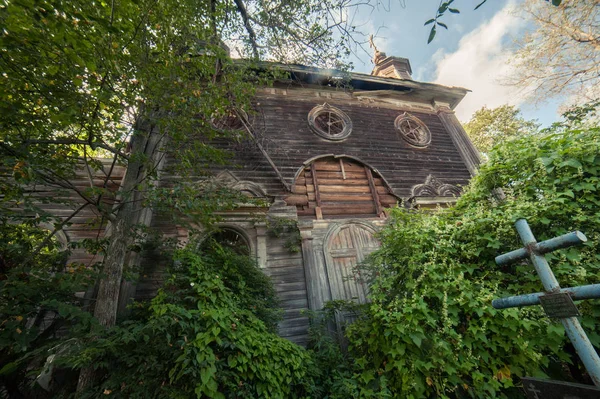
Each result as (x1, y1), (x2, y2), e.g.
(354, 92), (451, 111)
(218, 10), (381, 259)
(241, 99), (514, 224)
(311, 163), (323, 220)
(340, 158), (346, 180)
(365, 167), (383, 216)
(315, 207), (323, 220)
(311, 163), (322, 207)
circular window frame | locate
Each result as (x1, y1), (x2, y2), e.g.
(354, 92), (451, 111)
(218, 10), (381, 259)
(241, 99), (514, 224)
(307, 103), (352, 141)
(394, 113), (431, 148)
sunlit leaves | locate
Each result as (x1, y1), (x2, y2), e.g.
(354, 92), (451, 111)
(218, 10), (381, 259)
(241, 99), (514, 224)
(347, 118), (600, 397)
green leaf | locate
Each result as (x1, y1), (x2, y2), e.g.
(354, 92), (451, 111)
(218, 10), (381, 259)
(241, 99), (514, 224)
(448, 8), (460, 13)
(424, 19), (435, 26)
(427, 26), (437, 44)
(409, 333), (423, 347)
(0, 362), (19, 376)
(559, 159), (582, 168)
(438, 22), (448, 30)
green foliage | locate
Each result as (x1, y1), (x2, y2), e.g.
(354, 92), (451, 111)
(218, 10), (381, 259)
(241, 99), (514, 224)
(303, 301), (368, 399)
(463, 105), (540, 155)
(70, 247), (314, 398)
(345, 124), (600, 398)
(267, 217), (302, 253)
(0, 223), (96, 396)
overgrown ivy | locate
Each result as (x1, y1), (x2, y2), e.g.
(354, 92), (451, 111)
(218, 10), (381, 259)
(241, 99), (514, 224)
(0, 223), (97, 397)
(67, 246), (316, 398)
(267, 217), (302, 253)
(344, 123), (600, 398)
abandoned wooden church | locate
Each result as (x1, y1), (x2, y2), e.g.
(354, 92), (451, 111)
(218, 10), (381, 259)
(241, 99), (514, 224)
(62, 52), (481, 346)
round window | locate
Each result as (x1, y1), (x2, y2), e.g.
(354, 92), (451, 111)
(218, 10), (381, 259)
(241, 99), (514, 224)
(394, 113), (431, 148)
(308, 103), (352, 141)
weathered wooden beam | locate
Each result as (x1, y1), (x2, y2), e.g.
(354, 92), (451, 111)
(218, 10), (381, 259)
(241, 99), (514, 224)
(365, 167), (383, 216)
(310, 163), (323, 220)
(310, 163), (321, 207)
(435, 103), (481, 176)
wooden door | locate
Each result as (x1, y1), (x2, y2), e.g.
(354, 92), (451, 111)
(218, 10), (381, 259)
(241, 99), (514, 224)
(326, 223), (379, 304)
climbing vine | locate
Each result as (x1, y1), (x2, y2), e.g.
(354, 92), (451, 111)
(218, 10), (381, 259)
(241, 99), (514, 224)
(344, 122), (600, 398)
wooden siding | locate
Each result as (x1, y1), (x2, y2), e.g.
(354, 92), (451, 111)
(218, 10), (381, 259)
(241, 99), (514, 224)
(4, 160), (126, 267)
(263, 233), (310, 346)
(247, 87), (472, 198)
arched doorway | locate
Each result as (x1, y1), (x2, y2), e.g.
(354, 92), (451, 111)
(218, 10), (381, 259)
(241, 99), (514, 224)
(324, 222), (379, 304)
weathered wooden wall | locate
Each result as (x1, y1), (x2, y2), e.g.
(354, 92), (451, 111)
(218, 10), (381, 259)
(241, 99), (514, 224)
(7, 159), (126, 266)
(247, 86), (472, 197)
(21, 79), (475, 347)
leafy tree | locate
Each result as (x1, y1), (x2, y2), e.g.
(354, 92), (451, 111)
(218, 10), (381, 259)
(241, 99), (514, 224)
(507, 0), (600, 105)
(344, 118), (600, 397)
(463, 105), (540, 154)
(0, 0), (382, 393)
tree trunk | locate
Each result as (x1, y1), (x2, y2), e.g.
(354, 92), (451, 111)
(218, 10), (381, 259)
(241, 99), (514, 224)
(76, 126), (164, 394)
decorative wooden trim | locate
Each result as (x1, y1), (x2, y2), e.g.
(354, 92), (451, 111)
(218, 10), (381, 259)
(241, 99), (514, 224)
(394, 112), (432, 148)
(307, 103), (353, 141)
(435, 104), (481, 176)
(365, 167), (382, 216)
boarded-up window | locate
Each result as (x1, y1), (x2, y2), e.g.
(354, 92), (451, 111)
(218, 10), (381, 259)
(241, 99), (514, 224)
(286, 157), (397, 219)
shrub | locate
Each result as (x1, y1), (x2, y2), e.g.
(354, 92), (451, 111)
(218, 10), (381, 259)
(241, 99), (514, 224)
(347, 126), (600, 398)
(71, 246), (315, 398)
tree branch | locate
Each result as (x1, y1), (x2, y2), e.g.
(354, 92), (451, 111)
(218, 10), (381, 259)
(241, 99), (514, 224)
(233, 0), (260, 59)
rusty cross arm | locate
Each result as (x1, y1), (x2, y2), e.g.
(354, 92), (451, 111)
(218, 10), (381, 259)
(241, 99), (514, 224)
(492, 219), (600, 387)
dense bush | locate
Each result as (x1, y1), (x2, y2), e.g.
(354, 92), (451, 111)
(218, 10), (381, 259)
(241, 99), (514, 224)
(0, 223), (96, 397)
(345, 125), (600, 398)
(71, 246), (316, 399)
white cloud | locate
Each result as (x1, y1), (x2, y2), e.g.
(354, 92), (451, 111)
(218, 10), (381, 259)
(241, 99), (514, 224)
(433, 3), (528, 122)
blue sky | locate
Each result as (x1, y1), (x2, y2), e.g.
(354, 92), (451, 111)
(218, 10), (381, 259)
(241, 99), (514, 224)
(345, 0), (562, 127)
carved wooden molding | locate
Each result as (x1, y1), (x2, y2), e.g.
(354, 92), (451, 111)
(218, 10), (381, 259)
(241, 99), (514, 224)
(412, 175), (461, 197)
(214, 170), (267, 198)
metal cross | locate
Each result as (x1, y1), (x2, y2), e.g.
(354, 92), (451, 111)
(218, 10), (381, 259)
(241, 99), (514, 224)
(493, 219), (600, 386)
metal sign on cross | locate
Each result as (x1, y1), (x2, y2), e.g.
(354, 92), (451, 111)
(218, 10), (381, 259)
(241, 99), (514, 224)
(492, 219), (600, 393)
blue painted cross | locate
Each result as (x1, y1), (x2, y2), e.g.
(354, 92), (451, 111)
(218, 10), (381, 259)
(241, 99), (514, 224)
(492, 219), (600, 386)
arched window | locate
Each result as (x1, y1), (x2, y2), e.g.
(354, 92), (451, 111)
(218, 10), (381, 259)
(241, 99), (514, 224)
(200, 227), (251, 256)
(286, 156), (398, 219)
